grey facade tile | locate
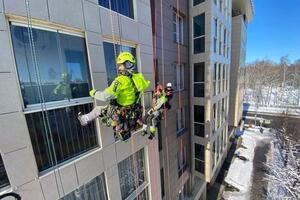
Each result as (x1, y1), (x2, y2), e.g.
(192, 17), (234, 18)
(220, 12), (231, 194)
(86, 31), (102, 45)
(0, 112), (31, 154)
(88, 44), (106, 73)
(3, 147), (38, 186)
(40, 172), (60, 200)
(139, 52), (154, 74)
(17, 180), (45, 200)
(0, 31), (15, 72)
(0, 73), (22, 114)
(102, 143), (116, 170)
(0, 12), (7, 30)
(99, 7), (118, 37)
(138, 23), (152, 46)
(75, 150), (104, 185)
(92, 72), (108, 91)
(58, 163), (78, 196)
(3, 0), (49, 21)
(48, 0), (84, 29)
(0, 0), (3, 13)
(83, 0), (101, 33)
(136, 1), (151, 26)
(99, 124), (115, 148)
(119, 15), (138, 42)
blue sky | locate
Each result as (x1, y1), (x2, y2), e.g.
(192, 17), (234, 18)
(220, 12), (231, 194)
(246, 0), (300, 63)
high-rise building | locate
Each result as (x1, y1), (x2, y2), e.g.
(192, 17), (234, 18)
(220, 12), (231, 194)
(0, 0), (253, 200)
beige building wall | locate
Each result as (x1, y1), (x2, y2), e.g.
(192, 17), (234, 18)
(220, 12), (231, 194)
(229, 15), (245, 128)
(189, 0), (232, 192)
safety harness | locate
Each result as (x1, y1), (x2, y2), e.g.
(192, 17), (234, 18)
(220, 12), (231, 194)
(98, 74), (144, 141)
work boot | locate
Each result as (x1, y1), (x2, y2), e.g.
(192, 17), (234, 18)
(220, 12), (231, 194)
(142, 124), (148, 136)
(77, 112), (88, 126)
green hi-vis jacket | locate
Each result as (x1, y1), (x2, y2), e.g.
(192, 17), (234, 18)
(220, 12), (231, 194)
(105, 73), (150, 106)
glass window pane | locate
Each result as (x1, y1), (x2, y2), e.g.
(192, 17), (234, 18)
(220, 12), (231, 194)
(26, 104), (98, 172)
(194, 105), (204, 123)
(195, 144), (205, 160)
(59, 33), (92, 99)
(194, 37), (205, 54)
(194, 62), (205, 82)
(194, 123), (205, 137)
(193, 0), (205, 6)
(118, 149), (145, 200)
(61, 173), (108, 200)
(98, 0), (134, 19)
(194, 83), (204, 97)
(193, 14), (205, 38)
(195, 159), (205, 174)
(0, 155), (9, 189)
(10, 25), (91, 107)
(103, 42), (136, 85)
(160, 168), (165, 198)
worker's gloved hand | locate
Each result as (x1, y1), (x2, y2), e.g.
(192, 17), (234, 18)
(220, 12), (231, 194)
(89, 89), (96, 97)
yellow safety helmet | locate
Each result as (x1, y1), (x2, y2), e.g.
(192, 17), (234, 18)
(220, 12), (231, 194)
(116, 52), (136, 65)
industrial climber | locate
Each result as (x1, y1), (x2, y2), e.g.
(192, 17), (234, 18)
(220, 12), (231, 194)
(77, 52), (150, 141)
(142, 83), (173, 139)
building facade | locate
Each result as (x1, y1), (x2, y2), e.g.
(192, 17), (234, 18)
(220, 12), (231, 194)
(0, 0), (161, 199)
(229, 0), (253, 129)
(0, 0), (253, 200)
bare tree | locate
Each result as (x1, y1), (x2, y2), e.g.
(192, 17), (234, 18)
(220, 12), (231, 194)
(264, 129), (300, 199)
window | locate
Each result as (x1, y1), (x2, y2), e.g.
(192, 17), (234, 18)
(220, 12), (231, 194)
(98, 0), (134, 19)
(193, 0), (205, 6)
(26, 104), (98, 171)
(0, 155), (9, 189)
(213, 18), (218, 53)
(176, 107), (186, 135)
(223, 28), (226, 56)
(133, 188), (149, 200)
(194, 62), (205, 97)
(219, 24), (222, 55)
(158, 123), (163, 151)
(213, 103), (217, 133)
(194, 105), (205, 137)
(194, 144), (205, 174)
(10, 24), (98, 172)
(11, 24), (92, 108)
(219, 0), (223, 13)
(61, 174), (108, 200)
(212, 141), (216, 169)
(118, 149), (146, 200)
(160, 168), (165, 198)
(194, 123), (205, 137)
(213, 63), (217, 96)
(173, 12), (184, 44)
(193, 14), (205, 54)
(174, 64), (185, 91)
(218, 63), (222, 94)
(194, 105), (204, 123)
(178, 145), (187, 177)
(103, 42), (136, 85)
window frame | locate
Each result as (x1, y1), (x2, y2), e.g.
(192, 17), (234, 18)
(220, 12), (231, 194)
(176, 106), (186, 135)
(10, 22), (93, 113)
(10, 22), (99, 172)
(0, 154), (10, 190)
(98, 0), (135, 20)
(173, 11), (184, 45)
(173, 63), (185, 91)
(193, 13), (205, 54)
(193, 62), (205, 98)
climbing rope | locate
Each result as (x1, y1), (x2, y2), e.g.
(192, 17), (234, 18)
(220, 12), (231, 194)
(24, 0), (66, 198)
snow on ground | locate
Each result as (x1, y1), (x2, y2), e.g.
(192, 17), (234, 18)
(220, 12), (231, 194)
(245, 104), (300, 116)
(222, 127), (273, 200)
